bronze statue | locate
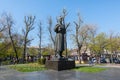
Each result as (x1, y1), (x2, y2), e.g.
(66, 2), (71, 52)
(54, 16), (66, 58)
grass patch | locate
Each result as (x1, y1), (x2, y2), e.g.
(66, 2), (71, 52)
(9, 63), (47, 72)
(74, 67), (107, 73)
(95, 64), (106, 66)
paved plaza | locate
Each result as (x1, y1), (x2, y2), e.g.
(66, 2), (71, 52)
(0, 66), (120, 80)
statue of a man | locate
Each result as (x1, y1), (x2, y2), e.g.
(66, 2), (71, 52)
(54, 16), (66, 58)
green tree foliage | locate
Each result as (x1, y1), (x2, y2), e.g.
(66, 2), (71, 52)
(89, 32), (108, 55)
(42, 51), (49, 55)
(28, 47), (38, 56)
(106, 33), (120, 54)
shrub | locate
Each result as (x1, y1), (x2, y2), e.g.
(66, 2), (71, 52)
(38, 58), (46, 65)
(1, 60), (11, 65)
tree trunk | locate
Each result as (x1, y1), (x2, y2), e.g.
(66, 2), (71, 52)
(8, 27), (19, 63)
(23, 35), (27, 63)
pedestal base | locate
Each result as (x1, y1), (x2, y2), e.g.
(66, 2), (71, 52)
(45, 60), (75, 71)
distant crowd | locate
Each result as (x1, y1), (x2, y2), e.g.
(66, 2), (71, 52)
(69, 53), (120, 64)
(0, 53), (120, 65)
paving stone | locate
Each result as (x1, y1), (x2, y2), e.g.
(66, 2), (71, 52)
(0, 66), (120, 80)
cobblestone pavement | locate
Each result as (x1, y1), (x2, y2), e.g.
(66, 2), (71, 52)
(0, 66), (120, 80)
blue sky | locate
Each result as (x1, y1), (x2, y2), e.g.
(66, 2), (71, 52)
(0, 0), (120, 48)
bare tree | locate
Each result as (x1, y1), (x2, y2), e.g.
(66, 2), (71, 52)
(0, 25), (6, 32)
(0, 17), (6, 32)
(73, 13), (83, 63)
(82, 25), (97, 54)
(22, 15), (35, 63)
(38, 21), (42, 58)
(0, 14), (7, 40)
(61, 9), (70, 57)
(48, 16), (55, 47)
(73, 13), (96, 63)
(0, 14), (19, 62)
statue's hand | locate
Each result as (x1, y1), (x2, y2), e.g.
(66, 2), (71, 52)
(58, 27), (62, 31)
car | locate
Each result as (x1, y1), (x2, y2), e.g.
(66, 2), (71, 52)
(100, 57), (107, 63)
(109, 58), (119, 63)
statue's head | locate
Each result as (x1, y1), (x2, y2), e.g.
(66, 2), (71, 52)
(57, 16), (63, 24)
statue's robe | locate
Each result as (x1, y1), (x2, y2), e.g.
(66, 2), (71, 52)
(54, 23), (66, 57)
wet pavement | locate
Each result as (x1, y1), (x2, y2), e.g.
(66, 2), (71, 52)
(0, 66), (120, 80)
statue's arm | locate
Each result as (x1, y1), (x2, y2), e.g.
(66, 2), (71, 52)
(63, 25), (66, 34)
(54, 24), (59, 32)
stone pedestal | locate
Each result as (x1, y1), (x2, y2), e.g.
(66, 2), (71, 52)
(45, 60), (75, 71)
